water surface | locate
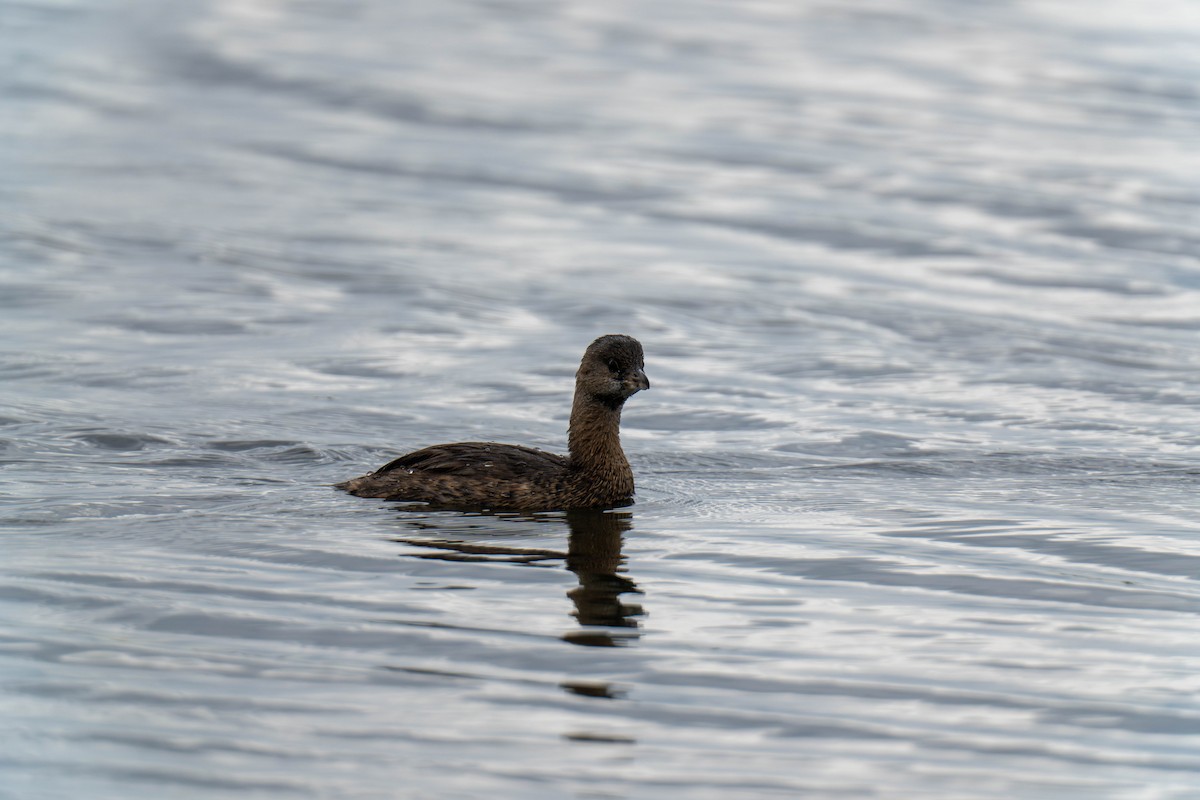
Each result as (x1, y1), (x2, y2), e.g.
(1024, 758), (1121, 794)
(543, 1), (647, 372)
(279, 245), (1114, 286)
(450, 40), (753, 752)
(3, 0), (1200, 797)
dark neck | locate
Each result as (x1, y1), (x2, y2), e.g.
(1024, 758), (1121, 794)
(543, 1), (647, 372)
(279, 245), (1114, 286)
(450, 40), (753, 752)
(567, 391), (629, 478)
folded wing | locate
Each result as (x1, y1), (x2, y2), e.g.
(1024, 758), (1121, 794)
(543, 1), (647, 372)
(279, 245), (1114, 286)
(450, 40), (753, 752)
(372, 441), (569, 481)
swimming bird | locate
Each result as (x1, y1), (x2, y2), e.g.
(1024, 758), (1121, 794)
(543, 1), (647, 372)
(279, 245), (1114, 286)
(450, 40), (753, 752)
(337, 334), (649, 511)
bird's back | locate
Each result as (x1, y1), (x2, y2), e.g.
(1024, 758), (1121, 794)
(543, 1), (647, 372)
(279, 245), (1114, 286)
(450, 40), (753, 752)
(337, 441), (573, 509)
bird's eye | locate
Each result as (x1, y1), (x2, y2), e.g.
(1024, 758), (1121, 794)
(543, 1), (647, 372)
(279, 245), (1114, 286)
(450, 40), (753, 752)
(606, 359), (620, 373)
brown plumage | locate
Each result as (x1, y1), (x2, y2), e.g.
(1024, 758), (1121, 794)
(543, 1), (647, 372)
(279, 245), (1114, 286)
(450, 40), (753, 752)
(337, 335), (649, 511)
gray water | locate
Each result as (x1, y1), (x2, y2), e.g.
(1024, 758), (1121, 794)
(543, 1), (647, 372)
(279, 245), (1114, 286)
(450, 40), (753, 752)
(4, 0), (1200, 797)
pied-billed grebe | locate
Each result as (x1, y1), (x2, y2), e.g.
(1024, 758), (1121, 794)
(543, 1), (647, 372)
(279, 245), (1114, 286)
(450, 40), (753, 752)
(337, 334), (649, 511)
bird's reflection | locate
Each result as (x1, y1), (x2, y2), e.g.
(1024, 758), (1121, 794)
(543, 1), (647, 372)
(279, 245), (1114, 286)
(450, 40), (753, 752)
(561, 510), (643, 646)
(389, 509), (643, 647)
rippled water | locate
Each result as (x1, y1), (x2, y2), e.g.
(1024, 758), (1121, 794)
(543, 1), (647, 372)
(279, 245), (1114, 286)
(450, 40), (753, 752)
(4, 0), (1200, 797)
